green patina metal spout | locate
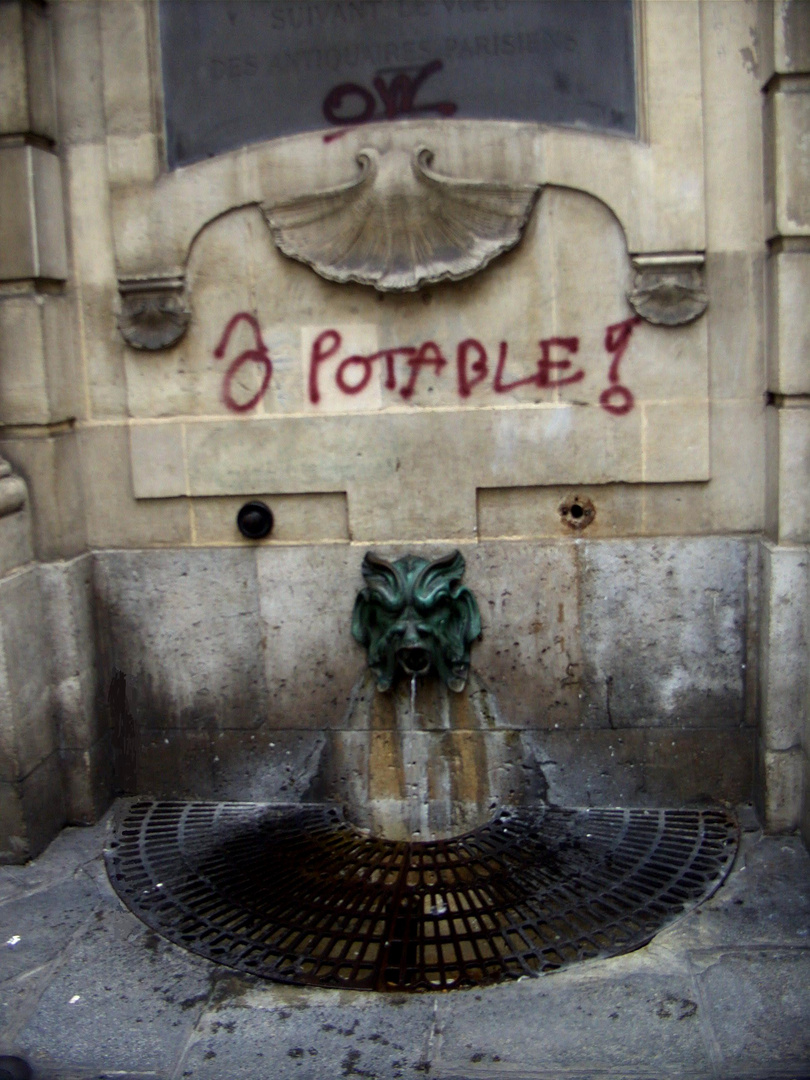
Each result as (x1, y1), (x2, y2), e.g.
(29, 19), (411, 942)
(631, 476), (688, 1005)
(351, 549), (482, 692)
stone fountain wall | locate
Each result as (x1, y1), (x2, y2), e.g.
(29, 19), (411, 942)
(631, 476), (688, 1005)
(86, 538), (757, 816)
(0, 0), (807, 860)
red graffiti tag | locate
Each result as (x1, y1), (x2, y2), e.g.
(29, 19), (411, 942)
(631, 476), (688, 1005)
(213, 316), (640, 414)
(309, 330), (418, 402)
(308, 326), (638, 410)
(214, 313), (272, 413)
(494, 337), (583, 392)
(400, 341), (448, 399)
(457, 339), (489, 398)
(599, 315), (642, 416)
(323, 59), (456, 141)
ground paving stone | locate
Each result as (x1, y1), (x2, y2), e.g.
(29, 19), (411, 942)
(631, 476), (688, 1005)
(692, 948), (810, 1075)
(14, 909), (213, 1079)
(4, 820), (112, 894)
(431, 958), (714, 1078)
(0, 809), (805, 1080)
(661, 831), (810, 951)
(0, 876), (97, 985)
(0, 869), (27, 905)
(176, 978), (437, 1080)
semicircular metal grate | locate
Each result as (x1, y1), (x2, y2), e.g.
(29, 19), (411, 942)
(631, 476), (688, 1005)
(106, 801), (738, 992)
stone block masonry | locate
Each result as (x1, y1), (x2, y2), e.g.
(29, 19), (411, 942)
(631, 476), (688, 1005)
(0, 0), (806, 859)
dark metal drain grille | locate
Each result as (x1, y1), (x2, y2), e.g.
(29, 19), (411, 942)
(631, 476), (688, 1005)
(106, 801), (737, 992)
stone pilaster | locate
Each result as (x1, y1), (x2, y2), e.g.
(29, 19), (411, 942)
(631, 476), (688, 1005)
(758, 1), (810, 836)
(0, 1), (92, 860)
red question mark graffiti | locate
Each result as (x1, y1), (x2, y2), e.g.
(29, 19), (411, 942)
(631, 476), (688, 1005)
(600, 315), (642, 415)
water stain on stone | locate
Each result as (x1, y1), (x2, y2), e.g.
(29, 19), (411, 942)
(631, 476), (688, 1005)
(210, 1018), (237, 1034)
(141, 931), (161, 952)
(180, 992), (208, 1010)
(210, 972), (254, 1009)
(656, 994), (698, 1021)
(341, 1047), (376, 1078)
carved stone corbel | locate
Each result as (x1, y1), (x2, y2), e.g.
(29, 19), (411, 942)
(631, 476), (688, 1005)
(117, 274), (190, 350)
(628, 254), (708, 326)
(263, 146), (540, 292)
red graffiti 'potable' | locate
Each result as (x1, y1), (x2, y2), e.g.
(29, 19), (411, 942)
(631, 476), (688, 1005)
(214, 315), (642, 416)
(307, 327), (637, 411)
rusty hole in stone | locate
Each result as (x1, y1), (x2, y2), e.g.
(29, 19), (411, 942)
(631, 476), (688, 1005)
(560, 495), (595, 530)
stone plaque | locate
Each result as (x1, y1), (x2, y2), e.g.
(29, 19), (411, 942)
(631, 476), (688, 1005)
(159, 0), (636, 168)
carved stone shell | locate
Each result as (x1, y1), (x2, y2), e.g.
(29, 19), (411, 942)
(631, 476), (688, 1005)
(117, 275), (190, 350)
(262, 147), (539, 292)
(627, 260), (708, 326)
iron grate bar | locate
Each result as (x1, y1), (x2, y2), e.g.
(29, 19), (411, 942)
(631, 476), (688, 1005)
(105, 801), (738, 992)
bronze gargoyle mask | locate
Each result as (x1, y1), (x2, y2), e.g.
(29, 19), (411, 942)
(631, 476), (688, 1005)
(351, 550), (482, 692)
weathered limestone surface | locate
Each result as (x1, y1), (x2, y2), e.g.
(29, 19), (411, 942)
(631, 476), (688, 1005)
(122, 187), (710, 543)
(0, 566), (64, 861)
(87, 538), (756, 810)
(0, 430), (85, 560)
(0, 547), (103, 860)
(192, 492), (349, 547)
(0, 570), (56, 784)
(579, 538), (755, 729)
(757, 541), (809, 833)
(321, 670), (542, 840)
(0, 1), (807, 857)
(106, 0), (707, 272)
(760, 0), (810, 836)
(767, 250), (810, 395)
(0, 145), (67, 282)
(0, 0), (85, 597)
(765, 86), (810, 240)
(40, 554), (105, 823)
(78, 425), (191, 550)
(0, 462), (31, 581)
(766, 405), (810, 544)
(0, 0), (56, 140)
(93, 549), (271, 737)
(0, 291), (78, 427)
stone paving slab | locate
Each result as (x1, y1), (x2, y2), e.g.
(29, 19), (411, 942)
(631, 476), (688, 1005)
(660, 831), (810, 951)
(431, 947), (714, 1080)
(0, 877), (98, 986)
(691, 949), (810, 1075)
(176, 980), (438, 1080)
(0, 808), (805, 1080)
(14, 910), (213, 1080)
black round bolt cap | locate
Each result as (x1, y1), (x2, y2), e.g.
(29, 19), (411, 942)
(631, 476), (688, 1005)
(237, 501), (274, 540)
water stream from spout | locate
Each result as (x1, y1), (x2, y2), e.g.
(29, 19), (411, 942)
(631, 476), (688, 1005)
(401, 673), (430, 838)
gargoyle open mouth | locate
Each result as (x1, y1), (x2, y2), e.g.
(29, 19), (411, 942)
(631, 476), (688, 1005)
(396, 645), (432, 676)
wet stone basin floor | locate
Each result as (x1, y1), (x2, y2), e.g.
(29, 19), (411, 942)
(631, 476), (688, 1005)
(0, 803), (807, 1080)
